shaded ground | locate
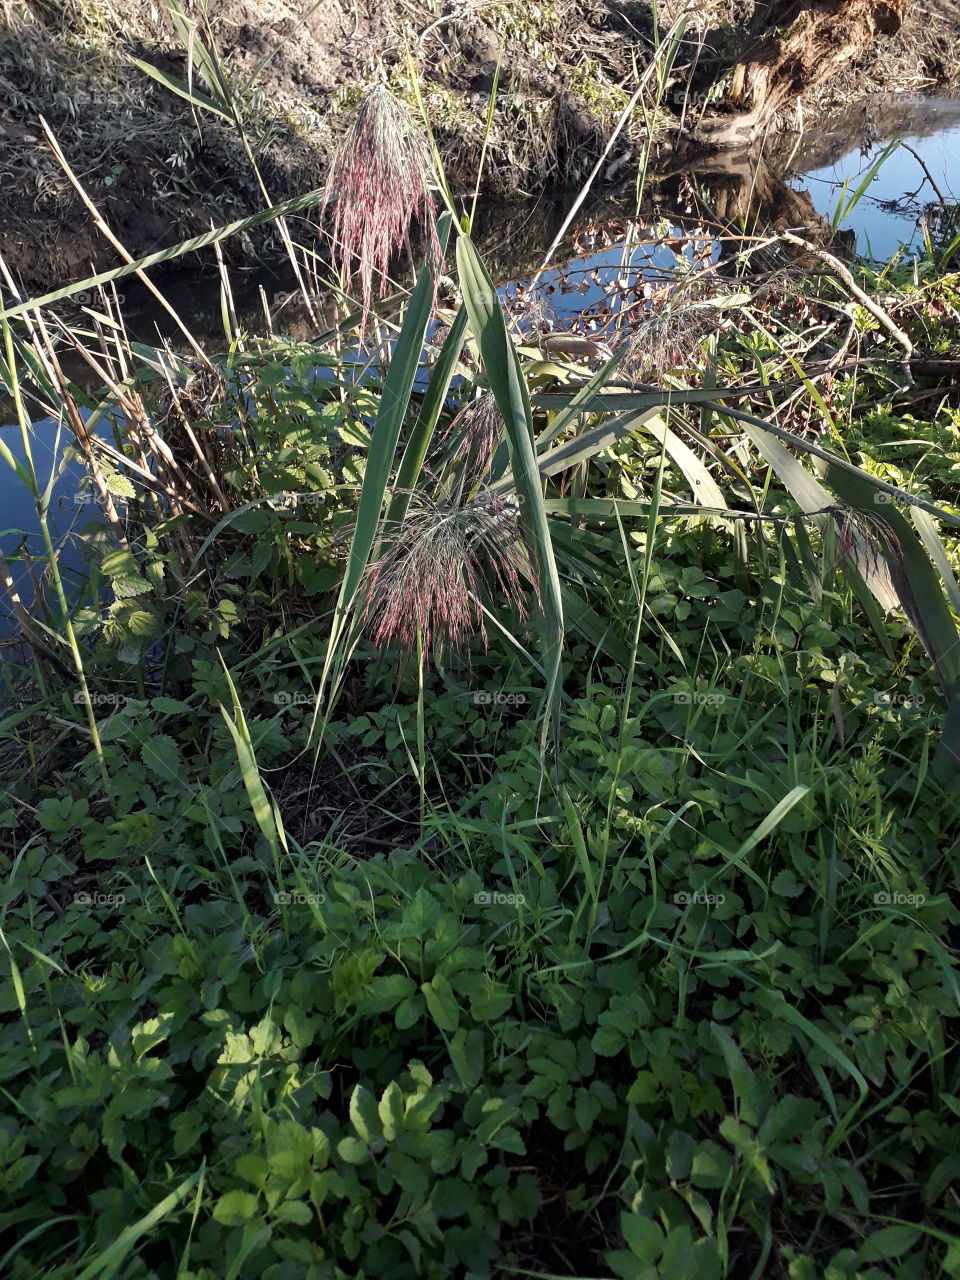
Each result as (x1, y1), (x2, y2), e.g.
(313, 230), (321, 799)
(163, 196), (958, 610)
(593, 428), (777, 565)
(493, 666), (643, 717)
(0, 0), (957, 295)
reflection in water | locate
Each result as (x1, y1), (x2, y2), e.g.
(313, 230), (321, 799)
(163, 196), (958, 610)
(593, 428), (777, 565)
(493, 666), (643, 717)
(783, 94), (960, 259)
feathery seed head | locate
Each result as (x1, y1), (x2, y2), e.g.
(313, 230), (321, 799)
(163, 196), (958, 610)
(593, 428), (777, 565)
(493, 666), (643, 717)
(619, 298), (712, 380)
(439, 391), (504, 483)
(359, 490), (538, 655)
(321, 84), (441, 333)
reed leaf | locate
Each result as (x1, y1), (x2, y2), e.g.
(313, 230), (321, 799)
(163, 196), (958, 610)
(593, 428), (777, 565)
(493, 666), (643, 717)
(130, 58), (234, 122)
(0, 189), (326, 322)
(455, 233), (564, 752)
(386, 303), (468, 529)
(319, 254), (438, 692)
(73, 1165), (205, 1280)
(216, 654), (288, 862)
(741, 420), (900, 613)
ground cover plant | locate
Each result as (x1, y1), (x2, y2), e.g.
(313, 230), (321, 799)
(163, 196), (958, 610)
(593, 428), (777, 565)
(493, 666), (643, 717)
(1, 79), (960, 1280)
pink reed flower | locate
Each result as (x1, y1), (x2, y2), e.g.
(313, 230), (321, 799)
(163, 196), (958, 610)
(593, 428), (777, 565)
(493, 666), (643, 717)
(321, 84), (441, 333)
(359, 489), (539, 655)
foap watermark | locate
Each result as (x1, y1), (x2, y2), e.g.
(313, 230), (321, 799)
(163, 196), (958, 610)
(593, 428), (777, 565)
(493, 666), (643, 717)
(74, 690), (124, 707)
(872, 690), (925, 709)
(873, 490), (923, 508)
(264, 491), (324, 512)
(670, 89), (717, 107)
(475, 889), (526, 907)
(672, 689), (726, 707)
(272, 290), (300, 308)
(74, 892), (126, 907)
(274, 890), (325, 906)
(72, 289), (126, 307)
(473, 691), (528, 707)
(874, 891), (925, 907)
(73, 492), (129, 513)
(273, 691), (314, 708)
(674, 890), (725, 906)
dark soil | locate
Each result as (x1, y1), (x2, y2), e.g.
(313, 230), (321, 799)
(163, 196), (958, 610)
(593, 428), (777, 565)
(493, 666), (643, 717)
(0, 0), (957, 297)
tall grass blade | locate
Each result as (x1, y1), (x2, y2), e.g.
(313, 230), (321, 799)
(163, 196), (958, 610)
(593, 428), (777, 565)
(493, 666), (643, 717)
(319, 242), (441, 700)
(831, 138), (900, 230)
(456, 234), (564, 753)
(73, 1165), (205, 1280)
(911, 506), (960, 616)
(129, 58), (233, 121)
(386, 303), (468, 528)
(536, 16), (687, 272)
(741, 420), (900, 612)
(0, 189), (325, 322)
(216, 654), (288, 862)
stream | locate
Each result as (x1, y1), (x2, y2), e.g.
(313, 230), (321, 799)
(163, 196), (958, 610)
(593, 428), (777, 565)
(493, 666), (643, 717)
(1, 92), (958, 638)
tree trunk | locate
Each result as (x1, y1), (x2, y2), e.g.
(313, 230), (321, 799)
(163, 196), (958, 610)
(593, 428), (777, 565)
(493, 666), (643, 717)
(693, 0), (908, 146)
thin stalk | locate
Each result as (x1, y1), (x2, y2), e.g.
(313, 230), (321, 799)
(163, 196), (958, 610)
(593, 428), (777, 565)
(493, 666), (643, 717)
(0, 316), (113, 798)
(536, 17), (688, 276)
(38, 116), (213, 369)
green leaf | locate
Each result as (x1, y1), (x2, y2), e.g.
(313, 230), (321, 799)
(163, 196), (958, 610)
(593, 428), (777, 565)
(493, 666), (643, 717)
(272, 1199), (313, 1225)
(857, 1225), (922, 1262)
(449, 1028), (484, 1091)
(456, 233), (564, 752)
(379, 1082), (404, 1142)
(350, 1085), (381, 1143)
(621, 1213), (664, 1262)
(591, 1025), (624, 1056)
(321, 258), (438, 686)
(105, 473), (137, 498)
(771, 870), (804, 898)
(359, 973), (417, 1014)
(422, 973), (460, 1032)
(72, 1167), (204, 1280)
(123, 608), (162, 639)
(387, 299), (467, 529)
(395, 993), (425, 1030)
(741, 418), (899, 612)
(690, 1141), (733, 1189)
(212, 1190), (259, 1227)
(101, 550), (141, 578)
(140, 736), (181, 780)
(336, 1137), (369, 1164)
(712, 1023), (767, 1128)
(665, 1129), (697, 1181)
(111, 576), (152, 600)
(130, 57), (235, 121)
(267, 1121), (313, 1182)
(217, 655), (288, 859)
(151, 696), (194, 714)
(489, 1125), (525, 1154)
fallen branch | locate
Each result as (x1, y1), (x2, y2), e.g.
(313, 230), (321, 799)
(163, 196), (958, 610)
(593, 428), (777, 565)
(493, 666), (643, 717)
(780, 232), (915, 383)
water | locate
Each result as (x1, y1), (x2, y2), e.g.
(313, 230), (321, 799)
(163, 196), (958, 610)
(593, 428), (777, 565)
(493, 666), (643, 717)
(0, 414), (102, 638)
(787, 94), (960, 259)
(2, 95), (959, 635)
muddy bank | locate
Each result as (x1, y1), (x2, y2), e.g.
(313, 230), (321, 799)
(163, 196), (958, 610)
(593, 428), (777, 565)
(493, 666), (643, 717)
(0, 0), (957, 296)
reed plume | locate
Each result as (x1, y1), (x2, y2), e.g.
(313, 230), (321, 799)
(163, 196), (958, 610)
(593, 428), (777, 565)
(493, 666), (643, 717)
(321, 84), (441, 333)
(359, 489), (538, 655)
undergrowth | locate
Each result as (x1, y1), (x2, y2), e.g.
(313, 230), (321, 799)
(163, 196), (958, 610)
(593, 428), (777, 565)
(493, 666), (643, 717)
(1, 73), (960, 1280)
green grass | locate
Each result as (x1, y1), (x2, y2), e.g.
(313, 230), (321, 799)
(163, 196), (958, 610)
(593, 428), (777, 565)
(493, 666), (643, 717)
(2, 79), (960, 1280)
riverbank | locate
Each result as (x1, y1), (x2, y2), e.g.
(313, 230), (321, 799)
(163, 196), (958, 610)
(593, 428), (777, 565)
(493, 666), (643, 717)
(1, 0), (958, 295)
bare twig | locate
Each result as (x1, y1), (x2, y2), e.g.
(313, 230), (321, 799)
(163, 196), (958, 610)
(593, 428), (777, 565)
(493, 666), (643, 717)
(780, 231), (915, 383)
